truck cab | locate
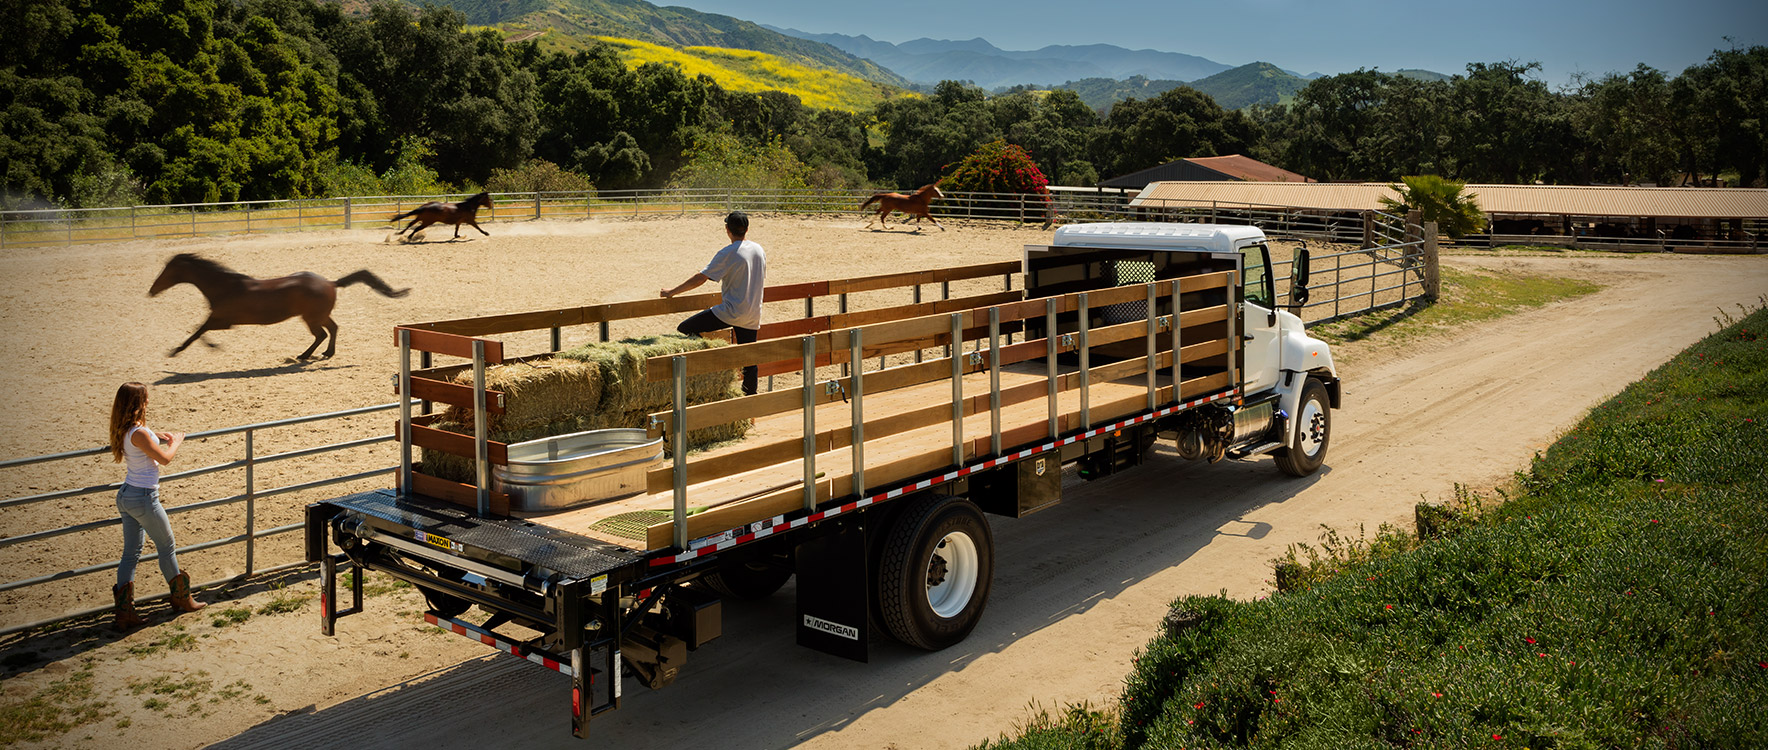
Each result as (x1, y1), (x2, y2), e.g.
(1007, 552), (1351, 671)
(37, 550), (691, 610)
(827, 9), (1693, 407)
(1033, 222), (1339, 474)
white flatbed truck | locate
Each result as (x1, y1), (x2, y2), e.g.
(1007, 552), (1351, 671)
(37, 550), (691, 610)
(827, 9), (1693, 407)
(305, 222), (1340, 739)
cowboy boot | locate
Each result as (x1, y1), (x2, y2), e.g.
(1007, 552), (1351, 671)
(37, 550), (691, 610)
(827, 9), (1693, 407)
(113, 582), (147, 630)
(168, 572), (206, 613)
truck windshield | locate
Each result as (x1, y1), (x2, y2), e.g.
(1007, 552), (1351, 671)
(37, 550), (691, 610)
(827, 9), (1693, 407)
(1242, 244), (1273, 308)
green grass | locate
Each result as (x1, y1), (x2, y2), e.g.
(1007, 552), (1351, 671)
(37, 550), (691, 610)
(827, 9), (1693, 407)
(977, 303), (1768, 748)
(257, 591), (313, 616)
(211, 607), (253, 628)
(124, 625), (199, 657)
(1312, 266), (1601, 343)
(0, 667), (111, 744)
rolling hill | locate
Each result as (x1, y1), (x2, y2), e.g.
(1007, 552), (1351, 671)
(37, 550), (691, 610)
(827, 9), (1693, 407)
(590, 37), (907, 110)
(1051, 62), (1310, 113)
(423, 0), (909, 87)
(769, 28), (1231, 88)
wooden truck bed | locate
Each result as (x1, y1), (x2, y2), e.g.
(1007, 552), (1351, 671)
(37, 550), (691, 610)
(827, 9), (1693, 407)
(391, 258), (1240, 553)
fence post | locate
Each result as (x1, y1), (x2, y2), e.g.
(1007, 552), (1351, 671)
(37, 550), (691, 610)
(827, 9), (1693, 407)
(244, 428), (256, 576)
(534, 193), (542, 220)
(131, 207), (137, 238)
(344, 197), (352, 229)
(1361, 211), (1375, 249)
(1423, 220), (1441, 300)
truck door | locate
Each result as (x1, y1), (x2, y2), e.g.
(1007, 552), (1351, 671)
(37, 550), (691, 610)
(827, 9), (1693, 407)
(1238, 242), (1280, 395)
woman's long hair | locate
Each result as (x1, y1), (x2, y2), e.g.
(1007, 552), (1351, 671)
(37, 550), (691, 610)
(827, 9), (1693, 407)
(110, 382), (149, 463)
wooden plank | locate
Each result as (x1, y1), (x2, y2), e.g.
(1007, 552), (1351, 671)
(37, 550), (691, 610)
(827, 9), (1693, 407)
(929, 261), (1020, 284)
(422, 308), (587, 337)
(401, 421), (509, 465)
(644, 334), (830, 381)
(764, 280), (828, 301)
(402, 376), (506, 413)
(586, 293), (722, 324)
(646, 448), (957, 549)
(1179, 270), (1234, 293)
(398, 328), (505, 364)
(408, 471), (511, 517)
(1179, 304), (1230, 329)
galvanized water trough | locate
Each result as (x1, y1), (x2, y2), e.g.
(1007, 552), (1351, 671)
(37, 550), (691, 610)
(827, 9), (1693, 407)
(494, 428), (664, 512)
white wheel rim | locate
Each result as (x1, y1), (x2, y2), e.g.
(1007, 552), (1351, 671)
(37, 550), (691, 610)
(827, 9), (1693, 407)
(1297, 397), (1327, 457)
(925, 531), (980, 619)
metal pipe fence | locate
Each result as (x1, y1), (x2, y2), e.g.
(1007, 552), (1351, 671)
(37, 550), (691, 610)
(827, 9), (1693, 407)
(0, 401), (410, 635)
(0, 190), (1426, 634)
(0, 187), (1401, 248)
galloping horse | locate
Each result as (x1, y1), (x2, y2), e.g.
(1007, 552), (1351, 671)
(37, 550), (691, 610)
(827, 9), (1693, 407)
(862, 184), (944, 231)
(149, 254), (411, 360)
(390, 192), (494, 239)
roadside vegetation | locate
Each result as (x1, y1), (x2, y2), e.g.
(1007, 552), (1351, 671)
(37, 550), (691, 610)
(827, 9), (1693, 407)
(976, 302), (1767, 748)
(1310, 266), (1601, 344)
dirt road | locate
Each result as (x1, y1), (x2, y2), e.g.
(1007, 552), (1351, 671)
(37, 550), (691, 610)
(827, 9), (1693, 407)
(3, 234), (1763, 749)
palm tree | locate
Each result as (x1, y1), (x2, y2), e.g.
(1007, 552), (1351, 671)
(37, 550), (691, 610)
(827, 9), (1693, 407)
(1378, 175), (1487, 238)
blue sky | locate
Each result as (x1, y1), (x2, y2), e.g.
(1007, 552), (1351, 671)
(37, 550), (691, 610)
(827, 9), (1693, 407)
(672, 0), (1765, 88)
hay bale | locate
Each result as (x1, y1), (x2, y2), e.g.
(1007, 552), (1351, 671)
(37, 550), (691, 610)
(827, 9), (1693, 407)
(557, 334), (734, 414)
(442, 359), (603, 433)
(419, 334), (751, 484)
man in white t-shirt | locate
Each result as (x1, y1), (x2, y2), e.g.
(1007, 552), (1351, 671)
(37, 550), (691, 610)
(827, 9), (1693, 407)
(660, 211), (768, 395)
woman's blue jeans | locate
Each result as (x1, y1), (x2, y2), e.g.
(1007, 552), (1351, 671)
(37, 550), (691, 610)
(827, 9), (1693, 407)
(116, 484), (179, 585)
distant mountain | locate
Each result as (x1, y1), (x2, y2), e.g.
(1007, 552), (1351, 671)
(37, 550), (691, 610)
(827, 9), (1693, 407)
(1185, 62), (1309, 109)
(1051, 76), (1190, 113)
(1049, 63), (1308, 113)
(421, 0), (909, 87)
(768, 28), (1231, 88)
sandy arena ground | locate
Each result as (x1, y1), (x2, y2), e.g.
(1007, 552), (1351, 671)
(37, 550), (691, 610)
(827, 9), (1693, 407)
(0, 215), (1763, 749)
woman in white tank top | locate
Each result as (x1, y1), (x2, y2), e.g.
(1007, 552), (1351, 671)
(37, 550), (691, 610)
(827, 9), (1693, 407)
(108, 382), (205, 629)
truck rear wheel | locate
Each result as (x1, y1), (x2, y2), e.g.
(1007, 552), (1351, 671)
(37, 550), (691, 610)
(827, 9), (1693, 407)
(702, 558), (793, 600)
(877, 495), (993, 651)
(1274, 378), (1331, 477)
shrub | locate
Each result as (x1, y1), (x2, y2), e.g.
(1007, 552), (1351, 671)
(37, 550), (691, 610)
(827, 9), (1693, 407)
(485, 159), (595, 194)
(939, 140), (1052, 199)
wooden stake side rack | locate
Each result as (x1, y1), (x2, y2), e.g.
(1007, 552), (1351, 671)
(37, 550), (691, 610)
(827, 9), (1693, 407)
(388, 259), (1242, 553)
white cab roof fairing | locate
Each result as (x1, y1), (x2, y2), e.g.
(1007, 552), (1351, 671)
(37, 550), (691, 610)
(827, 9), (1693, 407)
(1051, 223), (1266, 253)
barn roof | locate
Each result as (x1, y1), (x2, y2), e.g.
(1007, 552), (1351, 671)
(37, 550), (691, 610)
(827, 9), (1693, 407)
(1099, 155), (1311, 189)
(1130, 182), (1768, 219)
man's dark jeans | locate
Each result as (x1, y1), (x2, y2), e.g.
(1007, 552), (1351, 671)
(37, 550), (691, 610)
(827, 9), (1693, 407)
(678, 309), (759, 395)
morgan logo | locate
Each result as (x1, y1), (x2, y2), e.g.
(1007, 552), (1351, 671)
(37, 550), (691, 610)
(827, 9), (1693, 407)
(1034, 458), (1047, 477)
(803, 614), (859, 641)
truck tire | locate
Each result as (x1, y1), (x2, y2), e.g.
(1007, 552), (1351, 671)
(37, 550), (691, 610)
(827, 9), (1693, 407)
(877, 495), (993, 651)
(1274, 378), (1331, 477)
(702, 559), (793, 600)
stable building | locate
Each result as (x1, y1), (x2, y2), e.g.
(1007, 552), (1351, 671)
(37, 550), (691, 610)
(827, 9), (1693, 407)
(1128, 181), (1768, 251)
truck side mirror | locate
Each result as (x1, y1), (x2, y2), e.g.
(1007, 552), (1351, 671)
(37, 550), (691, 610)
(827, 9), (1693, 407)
(1290, 247), (1311, 309)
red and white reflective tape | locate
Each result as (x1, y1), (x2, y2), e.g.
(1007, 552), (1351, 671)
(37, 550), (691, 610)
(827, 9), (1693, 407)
(425, 613), (575, 676)
(650, 388), (1240, 567)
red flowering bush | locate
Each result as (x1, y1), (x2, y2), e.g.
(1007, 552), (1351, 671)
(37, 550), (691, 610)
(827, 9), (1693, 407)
(938, 140), (1051, 203)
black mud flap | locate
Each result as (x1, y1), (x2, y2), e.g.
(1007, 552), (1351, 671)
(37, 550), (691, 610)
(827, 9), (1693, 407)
(794, 518), (869, 662)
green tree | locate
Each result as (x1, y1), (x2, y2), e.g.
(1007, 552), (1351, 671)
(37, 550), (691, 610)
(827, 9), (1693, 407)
(1378, 175), (1487, 238)
(667, 131), (809, 191)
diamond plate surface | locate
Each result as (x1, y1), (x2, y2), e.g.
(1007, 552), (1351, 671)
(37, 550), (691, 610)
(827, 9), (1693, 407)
(325, 490), (644, 580)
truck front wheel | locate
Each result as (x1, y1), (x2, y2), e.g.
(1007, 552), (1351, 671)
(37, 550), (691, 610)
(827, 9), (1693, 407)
(1274, 378), (1331, 477)
(877, 495), (994, 651)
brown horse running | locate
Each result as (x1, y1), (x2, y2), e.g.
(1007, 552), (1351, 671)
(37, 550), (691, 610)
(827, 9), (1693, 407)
(862, 184), (944, 231)
(149, 254), (411, 360)
(390, 192), (494, 239)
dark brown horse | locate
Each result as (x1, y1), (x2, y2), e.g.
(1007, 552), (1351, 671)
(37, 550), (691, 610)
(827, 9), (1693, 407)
(862, 184), (944, 231)
(149, 254), (410, 360)
(390, 192), (494, 239)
